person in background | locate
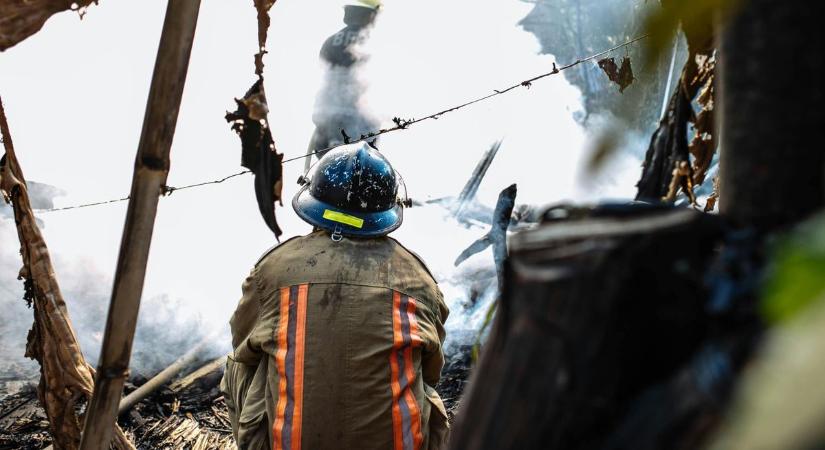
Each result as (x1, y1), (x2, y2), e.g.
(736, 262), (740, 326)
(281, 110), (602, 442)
(305, 0), (382, 173)
(221, 142), (450, 450)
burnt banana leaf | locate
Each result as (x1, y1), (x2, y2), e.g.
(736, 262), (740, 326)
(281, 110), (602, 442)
(226, 79), (284, 239)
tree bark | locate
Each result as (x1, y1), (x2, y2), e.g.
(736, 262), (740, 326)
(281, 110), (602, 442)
(449, 207), (730, 450)
(719, 0), (825, 227)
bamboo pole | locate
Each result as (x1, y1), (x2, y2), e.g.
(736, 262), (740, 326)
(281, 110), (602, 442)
(79, 1), (201, 448)
(168, 354), (228, 393)
(117, 330), (223, 414)
(117, 344), (205, 415)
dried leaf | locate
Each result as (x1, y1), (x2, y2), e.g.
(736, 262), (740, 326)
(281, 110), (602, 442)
(225, 80), (284, 238)
(689, 55), (717, 185)
(704, 175), (719, 212)
(637, 44), (717, 203)
(0, 0), (98, 52)
(617, 57), (635, 92)
(253, 0), (277, 76)
(1, 98), (134, 449)
(598, 57), (635, 93)
(662, 160), (692, 203)
(598, 57), (619, 82)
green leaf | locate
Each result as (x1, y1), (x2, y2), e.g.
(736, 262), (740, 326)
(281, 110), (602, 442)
(762, 214), (825, 324)
(471, 300), (499, 362)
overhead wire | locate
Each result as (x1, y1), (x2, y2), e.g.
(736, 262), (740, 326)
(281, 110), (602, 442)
(32, 34), (648, 214)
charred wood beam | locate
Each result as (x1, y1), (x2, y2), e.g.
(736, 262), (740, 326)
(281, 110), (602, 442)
(79, 1), (201, 448)
(118, 330), (225, 414)
(635, 83), (694, 203)
(455, 184), (517, 290)
(168, 355), (227, 393)
(453, 140), (503, 219)
(118, 347), (209, 415)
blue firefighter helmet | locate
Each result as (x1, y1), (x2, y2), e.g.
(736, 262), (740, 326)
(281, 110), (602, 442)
(292, 143), (406, 237)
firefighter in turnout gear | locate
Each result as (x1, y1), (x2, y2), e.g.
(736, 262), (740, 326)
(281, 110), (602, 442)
(221, 143), (450, 450)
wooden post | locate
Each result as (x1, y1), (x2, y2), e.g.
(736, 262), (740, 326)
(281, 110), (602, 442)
(718, 0), (825, 227)
(79, 1), (200, 448)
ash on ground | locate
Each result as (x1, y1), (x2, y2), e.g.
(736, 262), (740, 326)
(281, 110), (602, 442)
(0, 349), (472, 449)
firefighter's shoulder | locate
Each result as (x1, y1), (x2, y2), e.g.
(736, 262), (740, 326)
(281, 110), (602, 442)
(388, 237), (438, 283)
(254, 235), (302, 267)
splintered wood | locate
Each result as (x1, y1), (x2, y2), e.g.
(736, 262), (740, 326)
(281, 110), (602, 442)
(1, 357), (237, 449)
(124, 368), (237, 450)
(139, 413), (236, 450)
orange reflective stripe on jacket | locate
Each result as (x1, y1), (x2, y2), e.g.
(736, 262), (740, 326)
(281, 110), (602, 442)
(274, 284), (309, 450)
(390, 291), (424, 450)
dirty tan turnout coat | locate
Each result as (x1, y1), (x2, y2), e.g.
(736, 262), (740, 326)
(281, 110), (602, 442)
(221, 230), (449, 450)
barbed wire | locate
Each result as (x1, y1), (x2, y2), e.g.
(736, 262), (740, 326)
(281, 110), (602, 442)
(32, 34), (648, 214)
(39, 195), (132, 212)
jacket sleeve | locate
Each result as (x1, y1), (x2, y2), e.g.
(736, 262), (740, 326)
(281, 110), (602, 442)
(230, 266), (269, 365)
(421, 286), (449, 387)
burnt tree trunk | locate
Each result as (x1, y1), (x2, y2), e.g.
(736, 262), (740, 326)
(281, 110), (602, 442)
(447, 207), (740, 450)
(719, 0), (825, 227)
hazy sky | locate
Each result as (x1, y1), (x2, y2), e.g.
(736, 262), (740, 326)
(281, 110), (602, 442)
(0, 0), (643, 370)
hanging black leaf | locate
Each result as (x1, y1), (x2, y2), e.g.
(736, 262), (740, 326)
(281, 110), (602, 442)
(225, 79), (284, 239)
(598, 56), (635, 93)
(617, 56), (635, 93)
(598, 57), (620, 82)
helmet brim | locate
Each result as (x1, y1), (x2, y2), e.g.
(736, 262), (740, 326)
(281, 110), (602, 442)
(292, 184), (403, 237)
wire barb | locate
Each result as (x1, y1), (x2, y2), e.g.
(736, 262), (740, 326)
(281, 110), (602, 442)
(32, 34), (648, 213)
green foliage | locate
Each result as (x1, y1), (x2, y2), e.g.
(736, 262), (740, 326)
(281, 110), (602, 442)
(762, 214), (825, 324)
(471, 300), (498, 362)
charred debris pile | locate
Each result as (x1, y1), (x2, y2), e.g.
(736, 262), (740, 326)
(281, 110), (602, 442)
(0, 352), (470, 450)
(1, 358), (234, 450)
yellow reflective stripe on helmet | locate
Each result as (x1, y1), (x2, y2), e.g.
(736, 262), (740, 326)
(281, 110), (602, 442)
(323, 209), (365, 228)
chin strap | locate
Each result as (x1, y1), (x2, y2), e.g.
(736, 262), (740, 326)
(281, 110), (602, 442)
(331, 225), (344, 242)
